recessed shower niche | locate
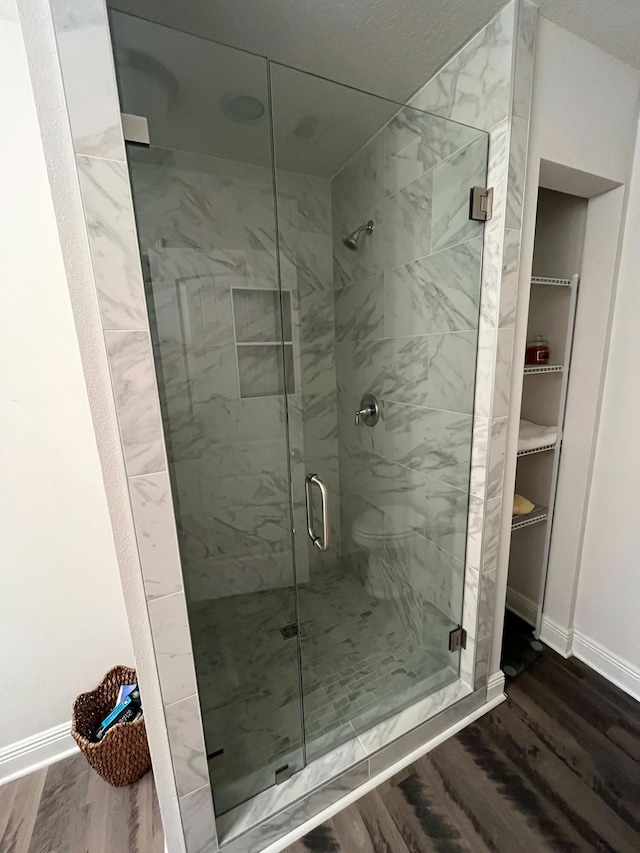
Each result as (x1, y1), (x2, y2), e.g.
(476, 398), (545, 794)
(233, 288), (294, 398)
(110, 5), (488, 826)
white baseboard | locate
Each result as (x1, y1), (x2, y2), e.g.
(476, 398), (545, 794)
(486, 671), (506, 702)
(538, 615), (574, 657)
(538, 620), (640, 700)
(573, 631), (640, 702)
(500, 590), (640, 703)
(0, 721), (78, 786)
(505, 588), (576, 659)
(505, 587), (536, 625)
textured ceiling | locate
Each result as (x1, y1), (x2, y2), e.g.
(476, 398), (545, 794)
(536, 0), (640, 73)
(110, 0), (640, 105)
(109, 0), (504, 103)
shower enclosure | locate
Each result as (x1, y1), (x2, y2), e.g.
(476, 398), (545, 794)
(110, 9), (488, 821)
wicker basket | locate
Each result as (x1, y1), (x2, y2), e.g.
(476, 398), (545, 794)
(72, 665), (151, 787)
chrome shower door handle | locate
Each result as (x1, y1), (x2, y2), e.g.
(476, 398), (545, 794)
(304, 474), (329, 552)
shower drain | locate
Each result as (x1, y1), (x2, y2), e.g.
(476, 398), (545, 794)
(279, 623), (299, 640)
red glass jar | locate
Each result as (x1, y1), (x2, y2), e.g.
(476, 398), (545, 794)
(525, 336), (550, 365)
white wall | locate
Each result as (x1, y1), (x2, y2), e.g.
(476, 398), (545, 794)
(574, 124), (640, 697)
(529, 18), (639, 185)
(0, 0), (133, 777)
(531, 190), (587, 279)
(493, 16), (640, 673)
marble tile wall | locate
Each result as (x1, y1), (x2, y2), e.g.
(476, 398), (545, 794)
(275, 170), (341, 584)
(412, 0), (537, 689)
(332, 105), (487, 640)
(126, 145), (338, 599)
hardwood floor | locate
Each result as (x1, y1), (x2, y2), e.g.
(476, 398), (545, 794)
(284, 652), (640, 853)
(1, 651), (638, 852)
(0, 752), (163, 853)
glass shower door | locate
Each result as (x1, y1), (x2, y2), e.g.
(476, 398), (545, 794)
(112, 5), (488, 818)
(270, 63), (488, 759)
(110, 13), (305, 815)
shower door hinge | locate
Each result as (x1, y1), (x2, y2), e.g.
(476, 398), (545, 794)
(449, 626), (467, 652)
(469, 186), (494, 221)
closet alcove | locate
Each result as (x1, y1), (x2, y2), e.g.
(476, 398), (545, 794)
(503, 188), (587, 673)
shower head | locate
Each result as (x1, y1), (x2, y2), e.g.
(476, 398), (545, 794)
(342, 220), (374, 251)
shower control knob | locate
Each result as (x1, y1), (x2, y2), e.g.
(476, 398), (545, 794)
(355, 393), (380, 427)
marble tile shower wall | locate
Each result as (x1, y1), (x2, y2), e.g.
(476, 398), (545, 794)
(276, 170), (342, 580)
(410, 0), (537, 691)
(126, 147), (338, 599)
(331, 112), (486, 631)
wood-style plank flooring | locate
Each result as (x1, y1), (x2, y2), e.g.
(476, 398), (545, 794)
(1, 651), (638, 852)
(285, 652), (640, 853)
(0, 751), (163, 853)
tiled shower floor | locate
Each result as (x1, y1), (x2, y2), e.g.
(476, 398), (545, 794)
(189, 567), (456, 814)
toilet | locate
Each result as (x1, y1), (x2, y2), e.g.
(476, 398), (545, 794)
(352, 507), (414, 600)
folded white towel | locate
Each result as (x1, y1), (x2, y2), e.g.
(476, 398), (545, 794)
(518, 419), (557, 451)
